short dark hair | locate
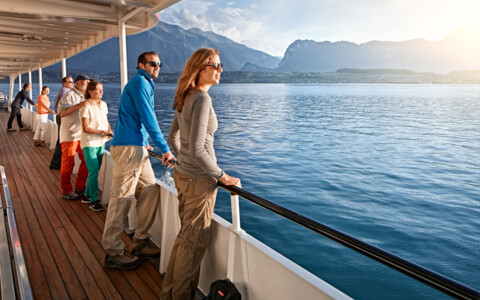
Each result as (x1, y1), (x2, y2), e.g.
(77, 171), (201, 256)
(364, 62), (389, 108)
(41, 86), (49, 92)
(23, 83), (30, 89)
(137, 52), (158, 67)
(61, 76), (72, 83)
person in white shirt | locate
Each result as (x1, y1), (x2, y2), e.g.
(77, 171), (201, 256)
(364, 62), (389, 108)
(79, 80), (113, 212)
(57, 74), (90, 200)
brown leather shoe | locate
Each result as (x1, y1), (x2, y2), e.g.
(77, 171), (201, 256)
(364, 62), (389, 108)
(104, 250), (141, 270)
(132, 238), (160, 259)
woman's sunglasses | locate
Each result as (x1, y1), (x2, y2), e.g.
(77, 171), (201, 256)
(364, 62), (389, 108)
(144, 61), (163, 68)
(206, 62), (223, 70)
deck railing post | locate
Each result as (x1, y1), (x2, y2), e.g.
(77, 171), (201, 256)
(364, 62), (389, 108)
(230, 194), (244, 235)
(28, 70), (32, 104)
(118, 20), (128, 93)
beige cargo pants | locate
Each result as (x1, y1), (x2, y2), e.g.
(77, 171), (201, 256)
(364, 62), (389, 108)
(161, 168), (218, 300)
(102, 145), (160, 255)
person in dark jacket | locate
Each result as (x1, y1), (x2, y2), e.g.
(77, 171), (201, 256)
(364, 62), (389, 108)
(7, 83), (37, 132)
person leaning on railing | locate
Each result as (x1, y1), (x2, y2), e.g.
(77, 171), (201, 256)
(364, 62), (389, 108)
(162, 48), (241, 300)
(7, 82), (36, 132)
(33, 86), (54, 147)
(102, 51), (175, 270)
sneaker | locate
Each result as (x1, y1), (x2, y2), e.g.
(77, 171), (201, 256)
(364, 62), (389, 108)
(81, 196), (91, 204)
(132, 238), (161, 259)
(19, 127), (29, 131)
(104, 250), (141, 270)
(62, 192), (79, 200)
(6, 128), (16, 132)
(75, 189), (85, 196)
(89, 201), (104, 212)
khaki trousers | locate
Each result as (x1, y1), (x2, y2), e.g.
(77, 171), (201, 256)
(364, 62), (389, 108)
(161, 169), (218, 300)
(102, 146), (160, 255)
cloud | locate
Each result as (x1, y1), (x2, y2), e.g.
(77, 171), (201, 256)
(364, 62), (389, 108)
(160, 0), (480, 57)
(160, 0), (283, 55)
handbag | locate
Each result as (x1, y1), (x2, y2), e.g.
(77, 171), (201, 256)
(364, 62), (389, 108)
(204, 278), (241, 300)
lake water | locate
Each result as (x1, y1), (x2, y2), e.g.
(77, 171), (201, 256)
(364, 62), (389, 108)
(3, 82), (479, 299)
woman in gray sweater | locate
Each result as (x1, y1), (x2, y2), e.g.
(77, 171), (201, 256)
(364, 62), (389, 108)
(163, 48), (240, 300)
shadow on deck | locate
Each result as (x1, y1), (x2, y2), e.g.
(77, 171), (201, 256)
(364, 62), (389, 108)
(0, 110), (164, 299)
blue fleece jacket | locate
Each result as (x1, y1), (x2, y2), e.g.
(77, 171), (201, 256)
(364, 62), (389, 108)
(111, 68), (171, 153)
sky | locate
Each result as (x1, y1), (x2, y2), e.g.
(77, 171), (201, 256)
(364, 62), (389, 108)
(159, 0), (480, 57)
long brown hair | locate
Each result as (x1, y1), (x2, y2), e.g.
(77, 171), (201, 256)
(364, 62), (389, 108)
(84, 80), (102, 100)
(173, 48), (219, 112)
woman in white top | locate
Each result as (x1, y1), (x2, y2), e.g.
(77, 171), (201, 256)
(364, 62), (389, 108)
(79, 81), (113, 212)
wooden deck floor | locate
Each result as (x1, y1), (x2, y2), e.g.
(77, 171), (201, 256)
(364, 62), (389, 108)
(0, 110), (164, 299)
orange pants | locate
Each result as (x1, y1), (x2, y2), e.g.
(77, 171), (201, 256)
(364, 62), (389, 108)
(60, 141), (88, 195)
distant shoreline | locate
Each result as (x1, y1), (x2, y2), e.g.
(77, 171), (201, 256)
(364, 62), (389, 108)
(1, 69), (479, 84)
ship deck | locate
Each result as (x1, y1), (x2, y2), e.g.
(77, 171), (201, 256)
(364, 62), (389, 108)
(0, 109), (165, 299)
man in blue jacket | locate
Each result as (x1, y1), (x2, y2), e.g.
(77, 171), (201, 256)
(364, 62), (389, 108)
(7, 83), (37, 132)
(102, 51), (174, 269)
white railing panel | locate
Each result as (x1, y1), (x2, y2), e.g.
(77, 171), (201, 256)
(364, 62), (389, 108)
(98, 152), (351, 300)
(31, 112), (37, 132)
(21, 107), (32, 129)
(198, 216), (230, 291)
(49, 120), (58, 150)
(159, 185), (180, 273)
(44, 119), (53, 147)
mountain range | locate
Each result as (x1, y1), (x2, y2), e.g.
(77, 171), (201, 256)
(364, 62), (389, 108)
(65, 21), (280, 73)
(277, 23), (479, 74)
(61, 21), (479, 75)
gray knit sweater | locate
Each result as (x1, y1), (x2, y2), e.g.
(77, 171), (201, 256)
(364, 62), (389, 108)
(167, 90), (223, 179)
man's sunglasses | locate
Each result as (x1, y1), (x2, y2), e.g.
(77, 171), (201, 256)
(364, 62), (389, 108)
(206, 62), (223, 70)
(144, 61), (163, 68)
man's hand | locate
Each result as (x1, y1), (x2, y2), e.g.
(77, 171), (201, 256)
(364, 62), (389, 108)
(146, 145), (154, 151)
(162, 151), (175, 168)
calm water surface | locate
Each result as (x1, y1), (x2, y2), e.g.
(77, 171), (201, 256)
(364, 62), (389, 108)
(3, 83), (479, 299)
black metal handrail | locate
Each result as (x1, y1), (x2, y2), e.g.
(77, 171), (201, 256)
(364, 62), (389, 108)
(217, 182), (479, 300)
(148, 151), (479, 299)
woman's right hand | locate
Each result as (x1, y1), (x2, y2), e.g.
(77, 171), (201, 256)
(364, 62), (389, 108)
(219, 173), (241, 187)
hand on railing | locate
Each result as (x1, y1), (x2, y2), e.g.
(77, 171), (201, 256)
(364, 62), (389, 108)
(147, 148), (176, 169)
(162, 151), (175, 169)
(219, 173), (241, 188)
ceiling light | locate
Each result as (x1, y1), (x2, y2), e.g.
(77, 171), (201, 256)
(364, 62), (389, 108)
(22, 35), (42, 42)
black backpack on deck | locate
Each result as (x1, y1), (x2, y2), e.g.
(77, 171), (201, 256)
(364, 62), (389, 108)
(204, 278), (241, 300)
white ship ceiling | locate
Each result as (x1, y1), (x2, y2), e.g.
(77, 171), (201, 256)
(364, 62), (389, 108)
(0, 0), (180, 77)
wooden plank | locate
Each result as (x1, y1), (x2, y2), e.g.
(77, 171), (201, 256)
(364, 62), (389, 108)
(0, 114), (53, 299)
(10, 125), (111, 299)
(0, 111), (165, 298)
(10, 116), (155, 299)
(14, 148), (87, 299)
(1, 115), (91, 299)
